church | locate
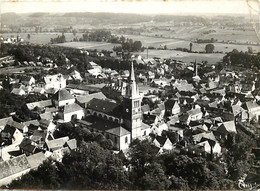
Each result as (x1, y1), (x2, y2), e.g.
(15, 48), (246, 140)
(82, 62), (150, 150)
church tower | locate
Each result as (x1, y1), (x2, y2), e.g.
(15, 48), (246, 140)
(122, 62), (142, 140)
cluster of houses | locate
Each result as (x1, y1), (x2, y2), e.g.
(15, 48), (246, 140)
(0, 35), (24, 44)
(0, 54), (260, 186)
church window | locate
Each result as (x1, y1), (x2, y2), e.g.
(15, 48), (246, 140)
(134, 101), (139, 107)
(125, 136), (128, 143)
(115, 137), (118, 144)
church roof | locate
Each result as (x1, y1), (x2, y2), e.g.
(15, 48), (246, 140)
(76, 92), (106, 104)
(87, 98), (121, 118)
(84, 116), (121, 131)
(106, 126), (130, 137)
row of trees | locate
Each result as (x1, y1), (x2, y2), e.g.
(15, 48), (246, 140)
(78, 30), (143, 52)
(50, 33), (66, 44)
(224, 49), (260, 69)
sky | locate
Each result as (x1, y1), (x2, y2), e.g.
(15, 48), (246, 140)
(0, 0), (259, 15)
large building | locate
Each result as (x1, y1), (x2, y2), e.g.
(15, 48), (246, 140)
(83, 62), (149, 150)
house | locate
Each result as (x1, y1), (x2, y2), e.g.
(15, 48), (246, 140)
(152, 103), (165, 119)
(146, 71), (155, 81)
(0, 117), (12, 131)
(19, 138), (40, 156)
(44, 73), (66, 90)
(1, 125), (24, 145)
(143, 94), (159, 102)
(51, 147), (70, 162)
(241, 101), (260, 122)
(87, 68), (102, 77)
(151, 122), (168, 135)
(141, 104), (150, 114)
(32, 87), (45, 94)
(143, 114), (159, 126)
(88, 61), (102, 70)
(197, 141), (211, 154)
(65, 139), (77, 150)
(211, 141), (222, 155)
(153, 136), (174, 153)
(11, 88), (26, 96)
(0, 154), (31, 186)
(20, 76), (35, 86)
(141, 123), (151, 138)
(70, 70), (83, 82)
(26, 152), (47, 169)
(187, 108), (203, 122)
(39, 119), (56, 133)
(52, 89), (75, 107)
(105, 126), (131, 151)
(215, 121), (237, 139)
(45, 136), (69, 152)
(60, 103), (84, 122)
(165, 99), (180, 116)
(6, 120), (28, 134)
(192, 132), (216, 144)
(151, 78), (168, 87)
(40, 112), (54, 121)
(167, 115), (180, 126)
(26, 99), (53, 111)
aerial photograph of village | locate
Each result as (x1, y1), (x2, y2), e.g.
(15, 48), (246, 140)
(0, 0), (260, 190)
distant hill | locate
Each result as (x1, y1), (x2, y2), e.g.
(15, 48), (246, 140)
(1, 12), (153, 28)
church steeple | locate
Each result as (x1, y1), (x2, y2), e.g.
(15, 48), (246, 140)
(126, 62), (139, 99)
(123, 61), (142, 140)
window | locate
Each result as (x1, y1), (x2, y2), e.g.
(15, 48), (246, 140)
(125, 136), (128, 143)
(143, 131), (146, 136)
(115, 137), (118, 144)
(134, 101), (139, 107)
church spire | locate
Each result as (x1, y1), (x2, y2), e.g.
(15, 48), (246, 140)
(126, 62), (139, 98)
(130, 61), (136, 82)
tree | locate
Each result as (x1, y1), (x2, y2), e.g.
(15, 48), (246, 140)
(205, 44), (215, 53)
(190, 42), (193, 52)
(139, 162), (171, 190)
(133, 41), (142, 52)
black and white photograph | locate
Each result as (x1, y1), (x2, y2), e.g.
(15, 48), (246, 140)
(0, 0), (260, 190)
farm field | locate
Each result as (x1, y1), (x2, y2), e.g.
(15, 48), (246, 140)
(133, 49), (224, 64)
(3, 31), (260, 53)
(119, 34), (260, 53)
(1, 32), (83, 45)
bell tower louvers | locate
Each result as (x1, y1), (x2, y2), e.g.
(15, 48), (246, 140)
(123, 62), (142, 140)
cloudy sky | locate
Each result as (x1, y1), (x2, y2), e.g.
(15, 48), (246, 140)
(0, 0), (259, 15)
